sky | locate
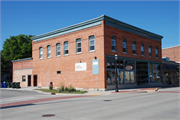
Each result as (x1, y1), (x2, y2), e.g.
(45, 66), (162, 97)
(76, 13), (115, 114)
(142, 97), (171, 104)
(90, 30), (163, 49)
(1, 1), (179, 50)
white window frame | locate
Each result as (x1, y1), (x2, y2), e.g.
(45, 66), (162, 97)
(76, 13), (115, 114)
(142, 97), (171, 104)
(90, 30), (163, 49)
(47, 45), (51, 58)
(111, 36), (116, 51)
(89, 35), (95, 52)
(141, 43), (144, 56)
(64, 41), (69, 55)
(149, 45), (152, 57)
(132, 41), (136, 54)
(76, 38), (81, 53)
(156, 47), (159, 58)
(39, 47), (43, 59)
(123, 39), (127, 53)
(56, 43), (60, 56)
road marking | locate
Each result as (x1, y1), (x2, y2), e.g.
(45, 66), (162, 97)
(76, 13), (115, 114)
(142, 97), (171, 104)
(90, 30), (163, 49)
(0, 97), (34, 103)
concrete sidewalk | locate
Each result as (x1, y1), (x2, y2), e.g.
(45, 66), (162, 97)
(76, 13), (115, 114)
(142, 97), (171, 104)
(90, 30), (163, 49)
(0, 87), (160, 95)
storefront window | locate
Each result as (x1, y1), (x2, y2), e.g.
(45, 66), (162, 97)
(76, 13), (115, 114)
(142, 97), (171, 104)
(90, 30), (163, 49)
(149, 63), (161, 82)
(119, 60), (124, 69)
(125, 71), (130, 83)
(107, 71), (111, 84)
(125, 60), (134, 70)
(111, 71), (115, 84)
(130, 71), (135, 83)
(119, 71), (124, 84)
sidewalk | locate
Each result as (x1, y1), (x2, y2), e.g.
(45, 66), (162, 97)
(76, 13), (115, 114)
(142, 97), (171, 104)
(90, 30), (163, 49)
(0, 87), (160, 95)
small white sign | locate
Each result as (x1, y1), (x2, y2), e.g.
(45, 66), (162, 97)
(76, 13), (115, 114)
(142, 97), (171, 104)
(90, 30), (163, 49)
(93, 62), (98, 65)
(75, 62), (87, 71)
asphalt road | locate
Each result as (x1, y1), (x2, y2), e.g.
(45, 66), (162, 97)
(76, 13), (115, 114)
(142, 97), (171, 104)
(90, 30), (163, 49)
(0, 87), (180, 120)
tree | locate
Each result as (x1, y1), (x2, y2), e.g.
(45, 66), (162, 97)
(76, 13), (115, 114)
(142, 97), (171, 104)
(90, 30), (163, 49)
(1, 34), (34, 77)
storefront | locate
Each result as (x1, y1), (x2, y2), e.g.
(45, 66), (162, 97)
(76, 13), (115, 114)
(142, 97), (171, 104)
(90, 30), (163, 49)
(106, 55), (162, 89)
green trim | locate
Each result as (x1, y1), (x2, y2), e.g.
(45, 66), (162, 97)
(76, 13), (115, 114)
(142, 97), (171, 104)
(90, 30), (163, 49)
(31, 15), (163, 43)
(12, 57), (32, 62)
(14, 68), (33, 71)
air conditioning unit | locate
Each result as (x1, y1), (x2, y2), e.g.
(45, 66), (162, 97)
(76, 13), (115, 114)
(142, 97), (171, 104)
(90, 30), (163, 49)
(162, 57), (170, 61)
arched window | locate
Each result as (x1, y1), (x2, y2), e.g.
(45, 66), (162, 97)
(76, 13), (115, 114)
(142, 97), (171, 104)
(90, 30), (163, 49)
(64, 41), (69, 55)
(56, 43), (60, 56)
(76, 38), (81, 53)
(111, 36), (116, 51)
(156, 47), (158, 58)
(89, 35), (95, 51)
(132, 41), (136, 54)
(39, 47), (43, 59)
(141, 43), (144, 56)
(149, 45), (152, 57)
(123, 38), (127, 53)
(47, 45), (51, 58)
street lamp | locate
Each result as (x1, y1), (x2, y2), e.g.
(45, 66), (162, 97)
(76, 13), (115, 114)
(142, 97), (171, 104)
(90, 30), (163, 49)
(115, 54), (119, 92)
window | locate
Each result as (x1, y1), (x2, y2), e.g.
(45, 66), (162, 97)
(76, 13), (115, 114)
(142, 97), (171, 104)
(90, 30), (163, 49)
(22, 75), (26, 82)
(47, 45), (51, 58)
(149, 63), (161, 82)
(132, 41), (136, 54)
(64, 41), (69, 55)
(89, 35), (95, 51)
(123, 38), (127, 53)
(149, 45), (152, 57)
(56, 43), (60, 56)
(76, 38), (81, 53)
(155, 47), (158, 58)
(141, 43), (144, 56)
(111, 36), (116, 51)
(39, 47), (43, 59)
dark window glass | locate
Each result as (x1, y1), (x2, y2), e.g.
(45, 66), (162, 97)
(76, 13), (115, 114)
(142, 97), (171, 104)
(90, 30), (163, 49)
(89, 35), (95, 51)
(141, 43), (144, 56)
(149, 45), (152, 57)
(56, 43), (60, 56)
(111, 36), (116, 51)
(156, 47), (158, 58)
(76, 38), (81, 53)
(64, 41), (68, 55)
(132, 41), (136, 54)
(123, 38), (127, 53)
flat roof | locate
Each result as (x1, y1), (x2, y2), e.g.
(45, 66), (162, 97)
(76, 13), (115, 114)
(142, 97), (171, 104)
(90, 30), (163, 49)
(12, 57), (33, 63)
(31, 15), (163, 42)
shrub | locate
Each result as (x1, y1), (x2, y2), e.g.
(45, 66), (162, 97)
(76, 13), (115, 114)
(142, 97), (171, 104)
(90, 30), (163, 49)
(49, 85), (53, 90)
(61, 85), (64, 91)
(65, 87), (68, 91)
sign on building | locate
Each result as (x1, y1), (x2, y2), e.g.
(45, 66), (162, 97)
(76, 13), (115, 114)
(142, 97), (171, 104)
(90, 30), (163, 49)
(92, 59), (99, 75)
(75, 62), (87, 71)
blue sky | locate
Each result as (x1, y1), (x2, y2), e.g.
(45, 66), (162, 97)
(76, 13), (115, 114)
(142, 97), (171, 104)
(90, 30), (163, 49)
(1, 1), (179, 50)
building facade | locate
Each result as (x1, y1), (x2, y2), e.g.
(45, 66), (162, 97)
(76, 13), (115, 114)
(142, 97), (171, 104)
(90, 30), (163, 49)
(12, 15), (163, 90)
(162, 45), (180, 63)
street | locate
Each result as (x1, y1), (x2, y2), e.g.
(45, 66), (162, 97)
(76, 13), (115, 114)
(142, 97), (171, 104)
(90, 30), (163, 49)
(0, 87), (180, 120)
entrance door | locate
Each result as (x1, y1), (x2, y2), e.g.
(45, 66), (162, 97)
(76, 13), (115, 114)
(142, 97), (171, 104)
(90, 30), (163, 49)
(28, 75), (31, 86)
(33, 75), (37, 87)
(136, 61), (148, 85)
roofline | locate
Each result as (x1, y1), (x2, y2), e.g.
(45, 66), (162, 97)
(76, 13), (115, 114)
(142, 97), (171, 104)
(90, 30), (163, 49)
(12, 57), (33, 62)
(162, 44), (180, 50)
(31, 15), (163, 42)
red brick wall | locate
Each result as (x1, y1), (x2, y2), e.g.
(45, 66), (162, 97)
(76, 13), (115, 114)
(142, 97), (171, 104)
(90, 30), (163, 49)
(104, 25), (162, 62)
(104, 24), (162, 85)
(13, 59), (33, 83)
(13, 59), (33, 70)
(162, 45), (180, 63)
(32, 20), (105, 89)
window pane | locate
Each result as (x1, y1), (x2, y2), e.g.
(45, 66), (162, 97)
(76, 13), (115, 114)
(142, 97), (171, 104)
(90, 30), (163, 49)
(90, 40), (94, 45)
(111, 40), (115, 45)
(107, 71), (111, 84)
(65, 45), (68, 50)
(57, 52), (60, 56)
(123, 42), (126, 48)
(119, 60), (123, 69)
(123, 48), (127, 52)
(112, 46), (116, 51)
(133, 44), (136, 50)
(130, 71), (135, 83)
(77, 48), (81, 52)
(77, 43), (81, 47)
(141, 46), (144, 51)
(119, 71), (124, 84)
(125, 71), (130, 83)
(90, 46), (94, 51)
(65, 50), (68, 54)
(111, 71), (115, 84)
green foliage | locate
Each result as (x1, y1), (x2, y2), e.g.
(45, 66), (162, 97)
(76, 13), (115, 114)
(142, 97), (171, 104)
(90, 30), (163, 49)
(65, 87), (68, 91)
(49, 85), (53, 90)
(61, 85), (64, 91)
(1, 34), (34, 76)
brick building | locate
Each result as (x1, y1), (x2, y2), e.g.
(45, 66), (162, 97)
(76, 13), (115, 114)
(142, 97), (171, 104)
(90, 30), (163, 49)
(162, 45), (180, 63)
(12, 15), (163, 90)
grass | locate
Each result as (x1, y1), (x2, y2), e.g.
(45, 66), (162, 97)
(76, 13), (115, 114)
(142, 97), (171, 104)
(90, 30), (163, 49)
(35, 89), (88, 94)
